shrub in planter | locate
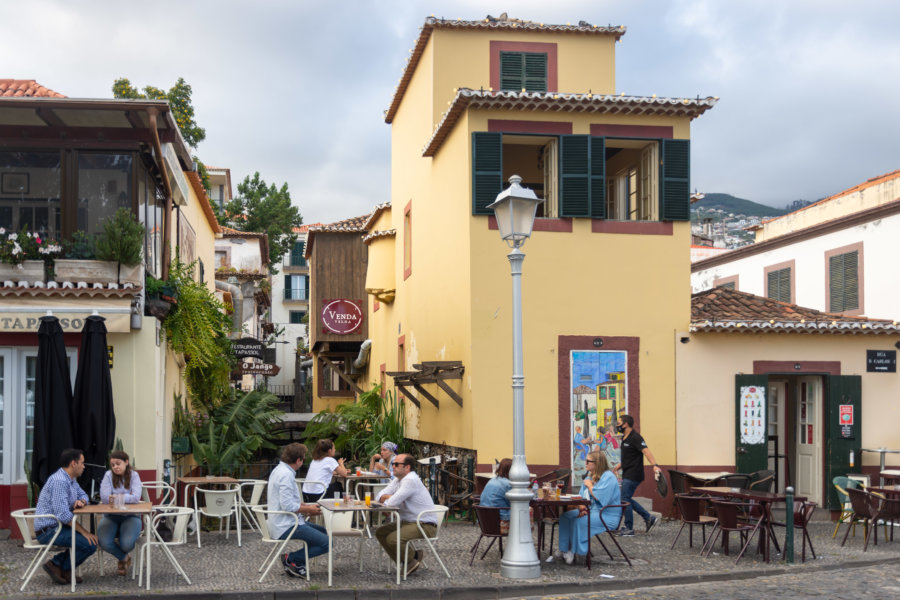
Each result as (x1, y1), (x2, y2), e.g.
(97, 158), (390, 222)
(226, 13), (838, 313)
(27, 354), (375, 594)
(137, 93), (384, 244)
(95, 208), (144, 284)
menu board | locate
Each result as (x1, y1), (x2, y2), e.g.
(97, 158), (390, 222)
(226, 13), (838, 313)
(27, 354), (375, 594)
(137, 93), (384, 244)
(740, 386), (766, 444)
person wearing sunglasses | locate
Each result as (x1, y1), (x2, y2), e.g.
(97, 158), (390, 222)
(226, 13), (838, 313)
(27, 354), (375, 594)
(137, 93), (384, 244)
(375, 454), (437, 577)
(557, 451), (621, 565)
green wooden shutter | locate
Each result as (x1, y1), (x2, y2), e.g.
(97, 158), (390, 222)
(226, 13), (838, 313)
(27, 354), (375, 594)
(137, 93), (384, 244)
(523, 53), (547, 92)
(660, 139), (690, 221)
(472, 132), (503, 215)
(590, 137), (606, 219)
(829, 252), (859, 312)
(291, 241), (305, 266)
(499, 52), (523, 91)
(824, 375), (861, 509)
(735, 375), (769, 474)
(559, 135), (589, 217)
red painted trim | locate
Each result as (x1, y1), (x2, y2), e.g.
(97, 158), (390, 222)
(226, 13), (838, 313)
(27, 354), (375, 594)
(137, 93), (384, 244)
(489, 41), (558, 92)
(591, 220), (673, 236)
(488, 215), (573, 233)
(0, 332), (81, 346)
(557, 335), (641, 469)
(764, 259), (796, 304)
(403, 201), (412, 281)
(488, 119), (572, 135)
(591, 124), (674, 139)
(753, 361), (841, 375)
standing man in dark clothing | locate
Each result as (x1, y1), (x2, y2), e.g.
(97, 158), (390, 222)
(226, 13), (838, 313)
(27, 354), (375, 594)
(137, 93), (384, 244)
(611, 414), (660, 536)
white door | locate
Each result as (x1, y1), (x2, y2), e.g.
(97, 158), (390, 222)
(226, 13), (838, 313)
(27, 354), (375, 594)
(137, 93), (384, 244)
(767, 380), (787, 490)
(795, 376), (823, 505)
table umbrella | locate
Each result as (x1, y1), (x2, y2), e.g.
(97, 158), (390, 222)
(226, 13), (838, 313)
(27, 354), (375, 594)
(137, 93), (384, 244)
(72, 315), (116, 493)
(31, 316), (76, 489)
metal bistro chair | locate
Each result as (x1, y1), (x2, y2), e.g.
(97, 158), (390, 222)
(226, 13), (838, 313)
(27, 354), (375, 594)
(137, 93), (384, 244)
(671, 494), (717, 550)
(193, 486), (241, 548)
(355, 481), (389, 535)
(591, 502), (633, 567)
(397, 505), (451, 580)
(251, 505), (308, 582)
(437, 467), (476, 521)
(142, 480), (177, 507)
(771, 501), (818, 562)
(832, 476), (862, 539)
(237, 479), (267, 533)
(710, 473), (753, 489)
(138, 506), (194, 590)
(532, 468), (571, 554)
(701, 500), (759, 563)
(11, 509), (62, 591)
(470, 504), (506, 565)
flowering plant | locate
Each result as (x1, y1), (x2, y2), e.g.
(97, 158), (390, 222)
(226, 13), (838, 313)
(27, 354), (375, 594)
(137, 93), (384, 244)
(0, 227), (62, 265)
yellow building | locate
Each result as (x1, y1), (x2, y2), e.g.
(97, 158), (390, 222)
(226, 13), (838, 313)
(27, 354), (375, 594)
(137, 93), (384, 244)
(362, 15), (715, 501)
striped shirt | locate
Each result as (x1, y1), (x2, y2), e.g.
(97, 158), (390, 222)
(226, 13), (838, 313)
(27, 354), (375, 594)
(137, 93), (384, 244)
(34, 468), (88, 531)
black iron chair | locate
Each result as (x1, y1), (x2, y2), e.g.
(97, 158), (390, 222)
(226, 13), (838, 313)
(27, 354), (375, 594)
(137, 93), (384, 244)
(532, 468), (571, 553)
(591, 503), (632, 567)
(437, 468), (476, 521)
(470, 504), (506, 565)
(701, 500), (759, 563)
(710, 473), (753, 489)
(842, 487), (875, 550)
(671, 494), (717, 549)
(747, 474), (774, 492)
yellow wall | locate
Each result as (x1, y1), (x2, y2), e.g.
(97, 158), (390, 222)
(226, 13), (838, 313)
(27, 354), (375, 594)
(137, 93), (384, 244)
(675, 331), (900, 469)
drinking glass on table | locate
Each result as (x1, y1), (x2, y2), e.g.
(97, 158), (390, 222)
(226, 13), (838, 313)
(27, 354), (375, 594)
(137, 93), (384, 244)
(334, 491), (341, 506)
(365, 491), (372, 507)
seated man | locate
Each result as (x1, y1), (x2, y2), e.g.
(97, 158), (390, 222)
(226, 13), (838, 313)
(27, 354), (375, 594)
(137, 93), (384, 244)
(267, 442), (328, 578)
(34, 448), (98, 585)
(375, 454), (438, 576)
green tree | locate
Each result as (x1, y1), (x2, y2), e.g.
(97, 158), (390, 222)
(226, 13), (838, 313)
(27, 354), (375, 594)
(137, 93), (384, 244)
(112, 77), (206, 149)
(221, 172), (303, 273)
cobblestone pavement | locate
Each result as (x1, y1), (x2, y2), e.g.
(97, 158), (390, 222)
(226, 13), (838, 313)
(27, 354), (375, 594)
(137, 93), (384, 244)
(0, 515), (898, 599)
(519, 564), (900, 599)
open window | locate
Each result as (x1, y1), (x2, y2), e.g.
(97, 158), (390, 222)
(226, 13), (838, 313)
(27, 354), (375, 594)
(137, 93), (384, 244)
(501, 135), (558, 218)
(605, 139), (659, 221)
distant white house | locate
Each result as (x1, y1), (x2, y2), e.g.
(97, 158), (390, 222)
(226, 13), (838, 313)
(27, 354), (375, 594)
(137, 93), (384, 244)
(692, 169), (900, 319)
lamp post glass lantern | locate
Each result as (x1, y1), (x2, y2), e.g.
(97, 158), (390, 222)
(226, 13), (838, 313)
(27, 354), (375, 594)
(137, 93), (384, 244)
(488, 175), (543, 579)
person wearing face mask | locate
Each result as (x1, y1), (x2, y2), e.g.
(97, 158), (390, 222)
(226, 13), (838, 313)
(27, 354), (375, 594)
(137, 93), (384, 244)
(610, 414), (660, 536)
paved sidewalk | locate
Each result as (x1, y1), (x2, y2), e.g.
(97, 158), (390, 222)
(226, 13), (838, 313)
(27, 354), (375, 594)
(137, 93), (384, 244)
(1, 515), (898, 599)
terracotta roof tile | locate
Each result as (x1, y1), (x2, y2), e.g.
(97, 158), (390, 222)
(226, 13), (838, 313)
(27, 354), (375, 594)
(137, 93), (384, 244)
(691, 287), (899, 334)
(0, 79), (66, 98)
(304, 213), (372, 259)
(423, 89), (717, 156)
(385, 16), (626, 123)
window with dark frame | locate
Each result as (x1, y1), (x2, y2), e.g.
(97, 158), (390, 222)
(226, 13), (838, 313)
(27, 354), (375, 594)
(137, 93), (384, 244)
(289, 311), (306, 324)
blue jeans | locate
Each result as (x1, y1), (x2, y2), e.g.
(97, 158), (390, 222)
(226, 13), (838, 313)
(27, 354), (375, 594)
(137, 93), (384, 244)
(621, 478), (650, 530)
(279, 521), (329, 567)
(97, 514), (143, 561)
(37, 524), (97, 571)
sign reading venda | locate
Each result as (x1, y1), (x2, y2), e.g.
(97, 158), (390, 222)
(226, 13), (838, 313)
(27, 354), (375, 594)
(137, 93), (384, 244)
(321, 299), (364, 335)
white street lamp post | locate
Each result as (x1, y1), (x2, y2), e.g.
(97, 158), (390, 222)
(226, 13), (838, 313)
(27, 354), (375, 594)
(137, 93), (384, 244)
(487, 174), (543, 579)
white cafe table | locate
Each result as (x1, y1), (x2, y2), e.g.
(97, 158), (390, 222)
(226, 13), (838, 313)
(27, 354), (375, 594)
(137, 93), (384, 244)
(317, 498), (400, 587)
(861, 448), (900, 486)
(71, 501), (153, 592)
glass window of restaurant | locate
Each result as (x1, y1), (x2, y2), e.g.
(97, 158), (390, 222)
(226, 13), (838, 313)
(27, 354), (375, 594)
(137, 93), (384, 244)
(0, 151), (62, 241)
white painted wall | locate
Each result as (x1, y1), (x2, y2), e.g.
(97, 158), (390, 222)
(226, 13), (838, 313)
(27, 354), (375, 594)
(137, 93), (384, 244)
(269, 233), (308, 389)
(692, 210), (900, 320)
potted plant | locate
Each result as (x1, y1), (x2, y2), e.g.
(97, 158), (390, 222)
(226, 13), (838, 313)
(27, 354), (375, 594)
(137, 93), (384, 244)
(55, 208), (144, 285)
(171, 393), (193, 454)
(145, 274), (177, 319)
(0, 227), (58, 283)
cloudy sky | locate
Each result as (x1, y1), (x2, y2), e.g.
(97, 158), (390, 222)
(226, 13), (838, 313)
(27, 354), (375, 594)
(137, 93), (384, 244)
(4, 1), (899, 223)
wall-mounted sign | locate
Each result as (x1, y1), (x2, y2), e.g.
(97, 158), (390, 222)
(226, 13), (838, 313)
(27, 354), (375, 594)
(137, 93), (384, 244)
(739, 386), (766, 445)
(236, 361), (280, 376)
(321, 299), (364, 335)
(866, 349), (896, 372)
(233, 337), (264, 359)
(839, 404), (854, 439)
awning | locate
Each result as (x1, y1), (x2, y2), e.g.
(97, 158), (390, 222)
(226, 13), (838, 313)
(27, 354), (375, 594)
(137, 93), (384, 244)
(386, 361), (465, 408)
(0, 296), (135, 333)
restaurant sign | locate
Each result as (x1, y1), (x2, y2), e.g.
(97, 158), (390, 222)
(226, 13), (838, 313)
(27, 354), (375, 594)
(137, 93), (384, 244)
(233, 337), (264, 359)
(0, 311), (132, 333)
(321, 299), (364, 335)
(866, 349), (896, 372)
(236, 361), (280, 376)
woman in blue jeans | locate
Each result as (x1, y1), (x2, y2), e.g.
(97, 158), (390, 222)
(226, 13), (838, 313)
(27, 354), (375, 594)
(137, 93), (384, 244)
(557, 451), (622, 564)
(97, 450), (143, 575)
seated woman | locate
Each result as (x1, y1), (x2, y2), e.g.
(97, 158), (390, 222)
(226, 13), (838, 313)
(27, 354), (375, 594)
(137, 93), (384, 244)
(302, 439), (348, 502)
(479, 458), (512, 533)
(557, 450), (622, 564)
(369, 441), (398, 482)
(97, 450), (143, 575)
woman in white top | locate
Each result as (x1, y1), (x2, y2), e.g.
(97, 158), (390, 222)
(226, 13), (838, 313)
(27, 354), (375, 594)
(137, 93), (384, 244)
(301, 439), (348, 502)
(97, 450), (143, 576)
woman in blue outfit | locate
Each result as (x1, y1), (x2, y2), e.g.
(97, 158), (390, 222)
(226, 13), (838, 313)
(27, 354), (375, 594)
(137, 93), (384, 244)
(97, 450), (143, 575)
(557, 450), (622, 564)
(479, 458), (512, 533)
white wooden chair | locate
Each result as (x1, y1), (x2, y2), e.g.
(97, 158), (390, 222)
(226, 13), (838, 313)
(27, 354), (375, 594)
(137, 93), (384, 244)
(252, 505), (309, 582)
(141, 481), (177, 507)
(138, 506), (193, 589)
(237, 479), (267, 532)
(193, 486), (241, 547)
(11, 509), (62, 591)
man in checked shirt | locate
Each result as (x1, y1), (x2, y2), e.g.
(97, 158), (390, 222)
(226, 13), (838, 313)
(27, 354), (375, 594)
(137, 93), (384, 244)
(33, 448), (98, 585)
(375, 454), (438, 577)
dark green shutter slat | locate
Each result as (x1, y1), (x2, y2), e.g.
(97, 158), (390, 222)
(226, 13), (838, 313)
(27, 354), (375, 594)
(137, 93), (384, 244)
(500, 52), (523, 91)
(500, 52), (547, 92)
(846, 251), (859, 310)
(768, 267), (791, 303)
(661, 139), (690, 221)
(560, 135), (590, 217)
(590, 137), (606, 218)
(523, 53), (547, 92)
(472, 132), (503, 215)
(829, 252), (858, 312)
(767, 270), (778, 300)
(829, 255), (843, 311)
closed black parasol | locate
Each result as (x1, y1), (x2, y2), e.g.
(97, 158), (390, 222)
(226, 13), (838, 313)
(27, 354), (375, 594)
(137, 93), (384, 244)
(31, 316), (76, 488)
(72, 315), (116, 492)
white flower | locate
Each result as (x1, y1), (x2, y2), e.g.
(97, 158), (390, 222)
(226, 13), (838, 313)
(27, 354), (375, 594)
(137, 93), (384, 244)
(0, 227), (5, 235)
(8, 233), (17, 241)
(12, 242), (22, 254)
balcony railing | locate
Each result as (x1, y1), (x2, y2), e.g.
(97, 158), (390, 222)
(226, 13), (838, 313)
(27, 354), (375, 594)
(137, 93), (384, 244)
(284, 256), (308, 268)
(284, 288), (308, 300)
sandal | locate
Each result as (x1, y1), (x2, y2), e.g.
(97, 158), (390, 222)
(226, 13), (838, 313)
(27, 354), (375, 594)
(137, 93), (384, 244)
(116, 559), (127, 576)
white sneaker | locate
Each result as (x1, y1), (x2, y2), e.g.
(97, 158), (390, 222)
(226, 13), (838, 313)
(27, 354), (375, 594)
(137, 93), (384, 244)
(563, 551), (575, 565)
